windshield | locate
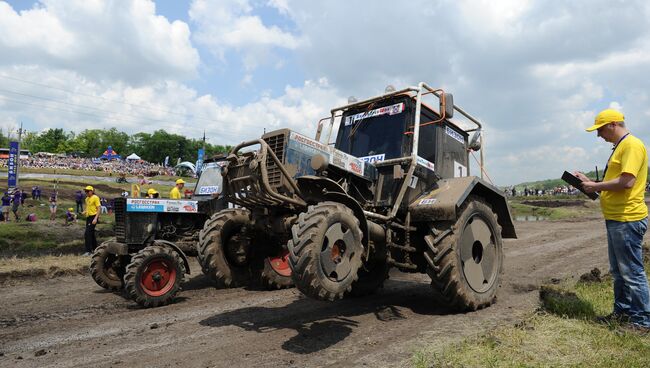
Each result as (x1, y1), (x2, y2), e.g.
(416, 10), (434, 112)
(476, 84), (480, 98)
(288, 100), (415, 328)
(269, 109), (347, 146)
(194, 163), (223, 195)
(335, 102), (407, 160)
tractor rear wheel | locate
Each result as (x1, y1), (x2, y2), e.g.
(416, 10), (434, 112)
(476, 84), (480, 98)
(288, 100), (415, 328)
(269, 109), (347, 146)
(90, 241), (126, 291)
(288, 202), (363, 301)
(424, 196), (503, 311)
(124, 245), (185, 308)
(198, 209), (253, 288)
(260, 249), (293, 289)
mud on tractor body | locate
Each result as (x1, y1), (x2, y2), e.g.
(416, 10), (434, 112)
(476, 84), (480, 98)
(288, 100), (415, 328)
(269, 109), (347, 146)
(90, 160), (226, 307)
(200, 82), (516, 311)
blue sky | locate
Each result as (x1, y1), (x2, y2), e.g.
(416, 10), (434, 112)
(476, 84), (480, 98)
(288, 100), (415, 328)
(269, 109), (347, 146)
(1, 0), (650, 185)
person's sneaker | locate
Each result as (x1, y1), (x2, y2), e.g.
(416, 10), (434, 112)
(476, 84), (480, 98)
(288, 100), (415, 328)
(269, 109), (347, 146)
(596, 312), (630, 324)
(82, 252), (91, 256)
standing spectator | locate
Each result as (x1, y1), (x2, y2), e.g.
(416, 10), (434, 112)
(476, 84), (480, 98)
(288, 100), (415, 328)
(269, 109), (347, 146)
(11, 189), (21, 221)
(1, 192), (10, 222)
(31, 186), (36, 200)
(575, 108), (650, 331)
(170, 179), (185, 199)
(100, 198), (108, 214)
(82, 185), (100, 256)
(49, 192), (58, 222)
(35, 186), (41, 200)
(21, 190), (27, 205)
(75, 190), (84, 214)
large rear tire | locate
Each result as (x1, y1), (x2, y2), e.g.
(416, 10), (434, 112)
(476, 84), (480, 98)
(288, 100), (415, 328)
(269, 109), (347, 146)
(288, 202), (364, 301)
(424, 196), (503, 311)
(198, 209), (253, 288)
(90, 241), (126, 291)
(124, 245), (185, 308)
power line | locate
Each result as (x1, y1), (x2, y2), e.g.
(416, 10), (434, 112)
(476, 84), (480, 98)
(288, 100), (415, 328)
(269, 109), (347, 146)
(0, 73), (223, 124)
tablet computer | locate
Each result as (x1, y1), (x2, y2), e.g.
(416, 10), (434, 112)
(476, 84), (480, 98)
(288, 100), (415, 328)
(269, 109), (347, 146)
(561, 171), (599, 200)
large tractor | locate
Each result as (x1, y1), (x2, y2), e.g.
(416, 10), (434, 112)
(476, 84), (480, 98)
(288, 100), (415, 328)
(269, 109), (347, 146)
(90, 159), (226, 307)
(200, 82), (516, 310)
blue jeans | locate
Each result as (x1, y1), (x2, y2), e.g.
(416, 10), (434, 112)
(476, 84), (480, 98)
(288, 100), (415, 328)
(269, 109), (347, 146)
(606, 218), (650, 327)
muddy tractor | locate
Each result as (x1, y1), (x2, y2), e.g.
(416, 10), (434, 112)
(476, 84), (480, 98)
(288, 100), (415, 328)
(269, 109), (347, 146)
(90, 159), (226, 307)
(200, 82), (516, 310)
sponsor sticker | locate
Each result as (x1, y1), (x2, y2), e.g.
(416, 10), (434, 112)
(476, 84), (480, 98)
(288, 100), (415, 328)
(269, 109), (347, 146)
(360, 153), (385, 164)
(127, 199), (198, 213)
(445, 126), (465, 144)
(344, 102), (405, 126)
(197, 185), (219, 195)
(416, 156), (435, 172)
(418, 198), (437, 205)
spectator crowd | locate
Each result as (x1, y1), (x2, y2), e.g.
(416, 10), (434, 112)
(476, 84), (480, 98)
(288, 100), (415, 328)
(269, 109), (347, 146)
(0, 156), (175, 177)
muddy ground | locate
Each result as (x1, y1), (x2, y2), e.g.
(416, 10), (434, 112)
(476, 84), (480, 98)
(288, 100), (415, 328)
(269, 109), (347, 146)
(0, 214), (615, 368)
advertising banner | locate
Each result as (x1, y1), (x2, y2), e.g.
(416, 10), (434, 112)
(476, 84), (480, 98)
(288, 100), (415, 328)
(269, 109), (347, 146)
(196, 148), (205, 174)
(126, 199), (199, 213)
(7, 141), (19, 188)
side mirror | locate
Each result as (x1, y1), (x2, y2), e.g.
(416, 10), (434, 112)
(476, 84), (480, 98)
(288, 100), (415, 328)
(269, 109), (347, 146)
(441, 93), (454, 119)
(469, 130), (482, 151)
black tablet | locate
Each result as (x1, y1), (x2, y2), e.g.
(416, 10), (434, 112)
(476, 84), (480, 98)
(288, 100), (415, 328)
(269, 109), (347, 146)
(561, 171), (599, 200)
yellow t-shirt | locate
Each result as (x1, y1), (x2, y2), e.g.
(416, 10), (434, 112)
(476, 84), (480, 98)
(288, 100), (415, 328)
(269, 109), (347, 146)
(85, 194), (101, 216)
(169, 186), (182, 199)
(600, 134), (648, 221)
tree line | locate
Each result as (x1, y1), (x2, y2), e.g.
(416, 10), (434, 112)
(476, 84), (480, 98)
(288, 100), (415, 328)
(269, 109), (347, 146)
(11, 128), (231, 164)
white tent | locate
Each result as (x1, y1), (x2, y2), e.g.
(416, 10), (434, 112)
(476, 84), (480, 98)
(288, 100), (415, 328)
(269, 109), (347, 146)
(175, 161), (196, 174)
(126, 153), (141, 161)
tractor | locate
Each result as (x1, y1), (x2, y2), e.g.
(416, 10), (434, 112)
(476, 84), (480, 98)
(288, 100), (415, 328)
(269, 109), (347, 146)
(199, 82), (516, 310)
(89, 158), (226, 307)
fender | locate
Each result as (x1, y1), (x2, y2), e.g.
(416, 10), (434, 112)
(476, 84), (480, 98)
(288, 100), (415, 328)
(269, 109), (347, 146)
(296, 176), (369, 247)
(151, 239), (192, 274)
(409, 176), (517, 238)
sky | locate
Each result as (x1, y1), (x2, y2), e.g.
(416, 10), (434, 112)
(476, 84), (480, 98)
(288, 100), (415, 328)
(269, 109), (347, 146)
(1, 0), (649, 185)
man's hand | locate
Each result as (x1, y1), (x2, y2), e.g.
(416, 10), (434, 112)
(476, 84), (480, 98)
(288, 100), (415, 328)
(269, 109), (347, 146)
(92, 218), (97, 225)
(581, 181), (599, 193)
(573, 171), (590, 182)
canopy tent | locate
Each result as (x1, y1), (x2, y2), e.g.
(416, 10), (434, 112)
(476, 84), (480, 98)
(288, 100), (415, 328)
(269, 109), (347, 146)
(174, 161), (196, 174)
(100, 146), (121, 160)
(125, 153), (141, 161)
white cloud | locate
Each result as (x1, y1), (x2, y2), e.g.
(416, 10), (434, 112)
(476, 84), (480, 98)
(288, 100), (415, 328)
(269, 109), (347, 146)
(189, 0), (301, 70)
(0, 0), (199, 83)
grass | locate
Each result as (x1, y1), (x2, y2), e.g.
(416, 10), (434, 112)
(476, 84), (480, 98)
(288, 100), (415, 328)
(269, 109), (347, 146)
(0, 166), (196, 182)
(0, 254), (88, 281)
(509, 199), (599, 220)
(414, 268), (650, 368)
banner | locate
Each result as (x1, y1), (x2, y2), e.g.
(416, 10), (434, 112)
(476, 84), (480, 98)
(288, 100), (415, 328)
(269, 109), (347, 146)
(196, 148), (205, 174)
(126, 198), (199, 213)
(7, 141), (19, 188)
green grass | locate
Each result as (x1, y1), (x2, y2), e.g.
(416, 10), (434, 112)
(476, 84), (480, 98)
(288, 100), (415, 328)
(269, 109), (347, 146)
(414, 269), (650, 368)
(509, 201), (594, 220)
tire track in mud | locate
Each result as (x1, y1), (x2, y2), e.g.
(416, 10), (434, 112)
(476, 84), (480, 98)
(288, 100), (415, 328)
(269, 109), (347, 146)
(0, 218), (616, 368)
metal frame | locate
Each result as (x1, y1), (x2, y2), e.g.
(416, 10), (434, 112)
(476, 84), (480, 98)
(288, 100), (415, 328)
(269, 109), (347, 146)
(318, 82), (485, 221)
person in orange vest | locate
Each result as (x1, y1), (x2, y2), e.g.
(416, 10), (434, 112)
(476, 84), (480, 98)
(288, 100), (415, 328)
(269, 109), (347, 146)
(170, 179), (185, 199)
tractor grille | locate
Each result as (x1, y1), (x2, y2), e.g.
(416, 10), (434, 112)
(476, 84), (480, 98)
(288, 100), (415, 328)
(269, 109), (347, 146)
(113, 198), (126, 242)
(264, 133), (286, 187)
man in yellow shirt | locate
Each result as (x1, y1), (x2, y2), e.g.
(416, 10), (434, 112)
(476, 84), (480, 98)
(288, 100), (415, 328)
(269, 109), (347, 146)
(575, 109), (650, 331)
(170, 179), (185, 199)
(82, 185), (101, 256)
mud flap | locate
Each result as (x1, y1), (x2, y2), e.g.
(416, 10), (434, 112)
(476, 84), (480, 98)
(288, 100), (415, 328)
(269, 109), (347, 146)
(409, 176), (517, 238)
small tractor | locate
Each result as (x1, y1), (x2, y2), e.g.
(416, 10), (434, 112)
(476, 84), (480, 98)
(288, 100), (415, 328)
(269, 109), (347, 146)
(199, 82), (516, 311)
(90, 159), (226, 307)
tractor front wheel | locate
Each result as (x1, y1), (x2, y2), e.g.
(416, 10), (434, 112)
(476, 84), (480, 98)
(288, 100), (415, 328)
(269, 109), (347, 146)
(124, 245), (185, 308)
(288, 202), (363, 301)
(260, 249), (293, 289)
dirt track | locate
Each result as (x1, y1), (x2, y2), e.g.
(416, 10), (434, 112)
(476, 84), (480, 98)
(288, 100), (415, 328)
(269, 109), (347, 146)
(0, 216), (613, 368)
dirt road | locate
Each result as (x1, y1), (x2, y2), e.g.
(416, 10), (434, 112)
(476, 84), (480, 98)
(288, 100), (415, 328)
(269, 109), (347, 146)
(0, 216), (612, 368)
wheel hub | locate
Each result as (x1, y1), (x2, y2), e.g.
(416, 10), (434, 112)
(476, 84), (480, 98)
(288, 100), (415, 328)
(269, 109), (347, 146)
(319, 223), (358, 282)
(460, 215), (498, 293)
(268, 250), (291, 277)
(139, 259), (177, 297)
